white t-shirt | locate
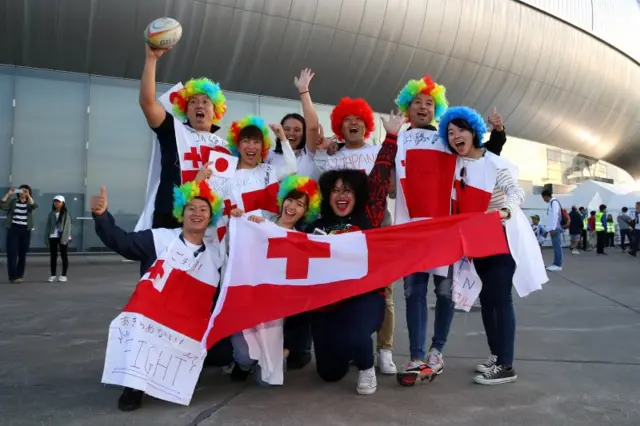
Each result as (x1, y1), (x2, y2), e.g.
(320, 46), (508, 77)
(314, 143), (382, 175)
(267, 149), (319, 180)
(50, 212), (61, 238)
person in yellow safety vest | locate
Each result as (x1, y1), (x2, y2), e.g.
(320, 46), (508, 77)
(579, 206), (588, 251)
(606, 214), (616, 248)
(595, 204), (608, 255)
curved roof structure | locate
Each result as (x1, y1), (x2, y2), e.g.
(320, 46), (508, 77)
(2, 0), (640, 177)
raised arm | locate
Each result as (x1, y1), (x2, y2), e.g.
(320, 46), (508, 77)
(270, 124), (298, 180)
(484, 107), (506, 156)
(294, 69), (320, 154)
(0, 188), (15, 210)
(365, 112), (403, 228)
(91, 186), (155, 262)
(139, 45), (170, 129)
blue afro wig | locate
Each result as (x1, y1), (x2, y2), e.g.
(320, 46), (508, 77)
(438, 106), (487, 152)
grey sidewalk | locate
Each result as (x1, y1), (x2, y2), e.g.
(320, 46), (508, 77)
(1, 249), (639, 426)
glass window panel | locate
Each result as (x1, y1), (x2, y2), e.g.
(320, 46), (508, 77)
(216, 92), (257, 138)
(0, 66), (14, 253)
(546, 149), (560, 161)
(83, 76), (154, 251)
(258, 96), (302, 126)
(12, 68), (88, 251)
(315, 103), (334, 140)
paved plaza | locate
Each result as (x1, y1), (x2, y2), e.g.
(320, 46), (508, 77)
(1, 250), (639, 426)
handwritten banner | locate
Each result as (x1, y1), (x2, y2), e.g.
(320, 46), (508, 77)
(101, 313), (205, 406)
(452, 257), (482, 312)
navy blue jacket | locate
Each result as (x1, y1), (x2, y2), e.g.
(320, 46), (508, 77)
(93, 211), (157, 277)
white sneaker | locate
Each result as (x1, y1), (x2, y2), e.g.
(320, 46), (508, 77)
(376, 349), (397, 375)
(47, 276), (56, 282)
(426, 348), (444, 374)
(546, 265), (563, 271)
(57, 276), (68, 282)
(571, 249), (580, 255)
(356, 367), (377, 395)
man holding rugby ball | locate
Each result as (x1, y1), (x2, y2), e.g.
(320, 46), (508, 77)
(138, 43), (230, 230)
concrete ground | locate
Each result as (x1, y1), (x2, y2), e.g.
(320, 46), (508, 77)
(1, 249), (639, 426)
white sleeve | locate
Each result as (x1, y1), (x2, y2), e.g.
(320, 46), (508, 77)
(495, 168), (524, 216)
(275, 140), (298, 181)
(548, 200), (560, 230)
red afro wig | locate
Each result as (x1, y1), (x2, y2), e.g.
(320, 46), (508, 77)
(330, 97), (375, 140)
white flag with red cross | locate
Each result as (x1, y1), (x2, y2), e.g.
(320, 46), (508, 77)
(202, 212), (510, 349)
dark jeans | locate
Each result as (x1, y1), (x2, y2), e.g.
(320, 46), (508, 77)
(630, 230), (640, 255)
(6, 224), (31, 281)
(49, 237), (69, 276)
(581, 230), (587, 250)
(606, 233), (615, 248)
(596, 231), (607, 254)
(620, 229), (632, 250)
(284, 312), (312, 358)
(311, 293), (385, 382)
(474, 253), (517, 367)
(403, 270), (454, 359)
(152, 211), (181, 229)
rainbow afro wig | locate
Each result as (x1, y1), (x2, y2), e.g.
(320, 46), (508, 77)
(169, 78), (227, 125)
(330, 98), (375, 140)
(172, 180), (223, 225)
(395, 75), (448, 124)
(277, 175), (322, 223)
(227, 115), (271, 163)
(438, 106), (488, 151)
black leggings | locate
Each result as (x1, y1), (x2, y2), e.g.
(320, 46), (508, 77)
(49, 238), (69, 276)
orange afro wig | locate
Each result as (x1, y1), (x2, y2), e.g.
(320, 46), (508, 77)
(330, 97), (375, 140)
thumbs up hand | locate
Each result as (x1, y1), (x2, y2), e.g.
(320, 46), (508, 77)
(91, 185), (108, 216)
(487, 107), (504, 132)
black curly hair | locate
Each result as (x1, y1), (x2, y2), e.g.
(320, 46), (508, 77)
(318, 169), (369, 222)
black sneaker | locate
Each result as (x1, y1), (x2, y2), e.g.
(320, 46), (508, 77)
(287, 352), (312, 370)
(117, 387), (144, 411)
(473, 365), (517, 385)
(396, 361), (437, 387)
(229, 362), (252, 382)
(475, 354), (498, 373)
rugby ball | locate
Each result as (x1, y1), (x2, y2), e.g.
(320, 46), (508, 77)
(144, 17), (182, 49)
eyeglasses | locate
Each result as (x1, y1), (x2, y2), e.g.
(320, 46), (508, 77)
(459, 166), (467, 190)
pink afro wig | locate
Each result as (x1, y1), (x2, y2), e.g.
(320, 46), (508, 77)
(330, 97), (375, 140)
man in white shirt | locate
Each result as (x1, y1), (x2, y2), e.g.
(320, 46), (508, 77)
(541, 189), (563, 271)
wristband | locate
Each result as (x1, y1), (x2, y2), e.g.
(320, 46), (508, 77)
(299, 91), (309, 95)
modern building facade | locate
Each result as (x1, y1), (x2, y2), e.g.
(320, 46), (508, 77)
(1, 0), (639, 252)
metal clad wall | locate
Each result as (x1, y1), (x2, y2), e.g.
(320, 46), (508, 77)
(1, 0), (639, 176)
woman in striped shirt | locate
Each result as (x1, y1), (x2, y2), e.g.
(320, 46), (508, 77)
(439, 106), (546, 386)
(1, 185), (38, 283)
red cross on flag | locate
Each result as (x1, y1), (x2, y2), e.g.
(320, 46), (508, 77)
(203, 212), (510, 348)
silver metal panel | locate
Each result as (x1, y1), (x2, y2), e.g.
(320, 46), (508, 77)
(289, 0), (317, 24)
(336, 0), (366, 32)
(236, 0), (265, 13)
(263, 0), (292, 18)
(243, 15), (288, 95)
(3, 0), (640, 177)
(358, 0), (387, 39)
(417, 0), (446, 53)
(313, 0), (341, 28)
(398, 0), (428, 48)
(378, 0), (408, 44)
